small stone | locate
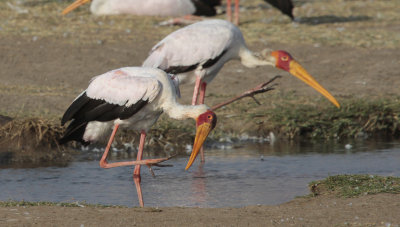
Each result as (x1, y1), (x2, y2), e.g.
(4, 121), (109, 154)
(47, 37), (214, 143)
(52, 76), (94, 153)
(345, 144), (352, 149)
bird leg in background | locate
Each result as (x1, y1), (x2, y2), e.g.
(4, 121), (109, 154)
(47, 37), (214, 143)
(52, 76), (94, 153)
(198, 82), (207, 105)
(159, 15), (205, 26)
(192, 76), (202, 105)
(133, 130), (146, 207)
(226, 0), (240, 25)
(99, 125), (171, 168)
(211, 75), (281, 111)
(227, 0), (232, 22)
(198, 82), (207, 162)
(234, 0), (239, 25)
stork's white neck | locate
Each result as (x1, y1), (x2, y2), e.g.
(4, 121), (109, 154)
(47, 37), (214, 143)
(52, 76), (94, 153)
(164, 103), (208, 120)
(239, 47), (275, 68)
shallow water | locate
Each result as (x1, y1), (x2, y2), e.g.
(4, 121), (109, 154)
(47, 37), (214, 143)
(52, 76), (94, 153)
(1, 140), (400, 208)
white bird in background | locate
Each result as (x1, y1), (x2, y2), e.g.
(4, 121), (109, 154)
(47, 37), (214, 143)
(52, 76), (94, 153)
(59, 67), (217, 207)
(143, 19), (340, 161)
(227, 0), (294, 25)
(143, 19), (340, 107)
(61, 0), (221, 17)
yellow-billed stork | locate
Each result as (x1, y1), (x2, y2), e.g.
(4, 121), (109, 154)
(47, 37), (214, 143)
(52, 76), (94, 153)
(143, 19), (339, 108)
(59, 67), (217, 207)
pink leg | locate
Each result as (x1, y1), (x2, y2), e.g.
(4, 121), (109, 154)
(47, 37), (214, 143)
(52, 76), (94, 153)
(198, 82), (207, 162)
(133, 130), (146, 207)
(234, 0), (239, 25)
(192, 75), (202, 105)
(99, 125), (169, 168)
(99, 125), (171, 207)
(227, 0), (232, 22)
(198, 82), (207, 105)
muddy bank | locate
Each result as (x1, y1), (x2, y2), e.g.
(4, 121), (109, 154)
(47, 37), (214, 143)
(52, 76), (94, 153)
(1, 194), (399, 226)
(0, 118), (71, 166)
(1, 174), (399, 226)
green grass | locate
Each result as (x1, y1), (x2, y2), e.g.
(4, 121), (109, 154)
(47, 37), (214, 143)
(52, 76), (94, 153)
(2, 97), (400, 150)
(309, 175), (400, 198)
(256, 97), (400, 140)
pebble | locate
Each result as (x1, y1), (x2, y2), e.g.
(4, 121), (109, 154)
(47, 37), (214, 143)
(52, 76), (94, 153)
(345, 144), (352, 149)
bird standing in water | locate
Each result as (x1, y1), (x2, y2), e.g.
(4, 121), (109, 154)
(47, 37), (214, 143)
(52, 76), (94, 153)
(59, 67), (217, 207)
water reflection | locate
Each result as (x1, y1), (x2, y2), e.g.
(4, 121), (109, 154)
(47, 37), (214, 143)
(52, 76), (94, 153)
(1, 139), (400, 207)
(190, 163), (207, 206)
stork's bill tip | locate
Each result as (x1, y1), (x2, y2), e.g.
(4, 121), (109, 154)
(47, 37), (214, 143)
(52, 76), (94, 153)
(289, 60), (340, 108)
(185, 122), (212, 170)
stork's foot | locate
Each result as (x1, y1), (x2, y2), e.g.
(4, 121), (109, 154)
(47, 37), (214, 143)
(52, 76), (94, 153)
(99, 156), (173, 169)
(159, 15), (205, 26)
(211, 75), (281, 111)
(146, 154), (176, 177)
(240, 76), (281, 105)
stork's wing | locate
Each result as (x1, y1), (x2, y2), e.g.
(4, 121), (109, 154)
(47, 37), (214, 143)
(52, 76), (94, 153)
(61, 68), (161, 125)
(143, 20), (239, 72)
(264, 0), (294, 20)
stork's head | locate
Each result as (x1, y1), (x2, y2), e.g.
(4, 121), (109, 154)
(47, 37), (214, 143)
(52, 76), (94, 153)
(268, 50), (340, 108)
(185, 110), (217, 170)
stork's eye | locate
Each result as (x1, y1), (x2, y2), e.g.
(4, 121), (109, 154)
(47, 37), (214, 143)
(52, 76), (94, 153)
(281, 56), (289, 61)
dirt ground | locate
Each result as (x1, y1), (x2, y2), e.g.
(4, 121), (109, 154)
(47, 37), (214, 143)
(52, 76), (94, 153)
(1, 0), (400, 225)
(1, 194), (399, 226)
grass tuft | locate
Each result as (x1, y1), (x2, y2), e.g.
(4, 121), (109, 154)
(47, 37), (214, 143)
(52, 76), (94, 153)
(309, 175), (400, 198)
(259, 98), (400, 140)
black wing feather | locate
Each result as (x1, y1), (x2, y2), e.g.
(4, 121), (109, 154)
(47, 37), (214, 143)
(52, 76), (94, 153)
(163, 49), (228, 74)
(192, 0), (221, 16)
(58, 121), (89, 145)
(59, 92), (148, 145)
(264, 0), (294, 20)
(61, 92), (91, 126)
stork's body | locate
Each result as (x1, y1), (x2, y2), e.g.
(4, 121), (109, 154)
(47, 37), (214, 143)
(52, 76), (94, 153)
(143, 19), (339, 107)
(59, 67), (217, 207)
(143, 19), (263, 105)
(62, 0), (220, 17)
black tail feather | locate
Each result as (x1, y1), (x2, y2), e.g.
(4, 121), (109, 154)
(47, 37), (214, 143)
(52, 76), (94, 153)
(192, 0), (221, 16)
(264, 0), (294, 20)
(59, 120), (89, 146)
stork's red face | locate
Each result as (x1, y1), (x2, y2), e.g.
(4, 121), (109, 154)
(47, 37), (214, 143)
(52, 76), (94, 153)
(271, 50), (340, 108)
(185, 110), (217, 170)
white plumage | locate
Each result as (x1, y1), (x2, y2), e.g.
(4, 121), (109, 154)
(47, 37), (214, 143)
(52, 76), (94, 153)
(143, 19), (277, 107)
(91, 0), (195, 16)
(62, 0), (219, 17)
(61, 67), (207, 143)
(143, 19), (261, 85)
(86, 68), (161, 106)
